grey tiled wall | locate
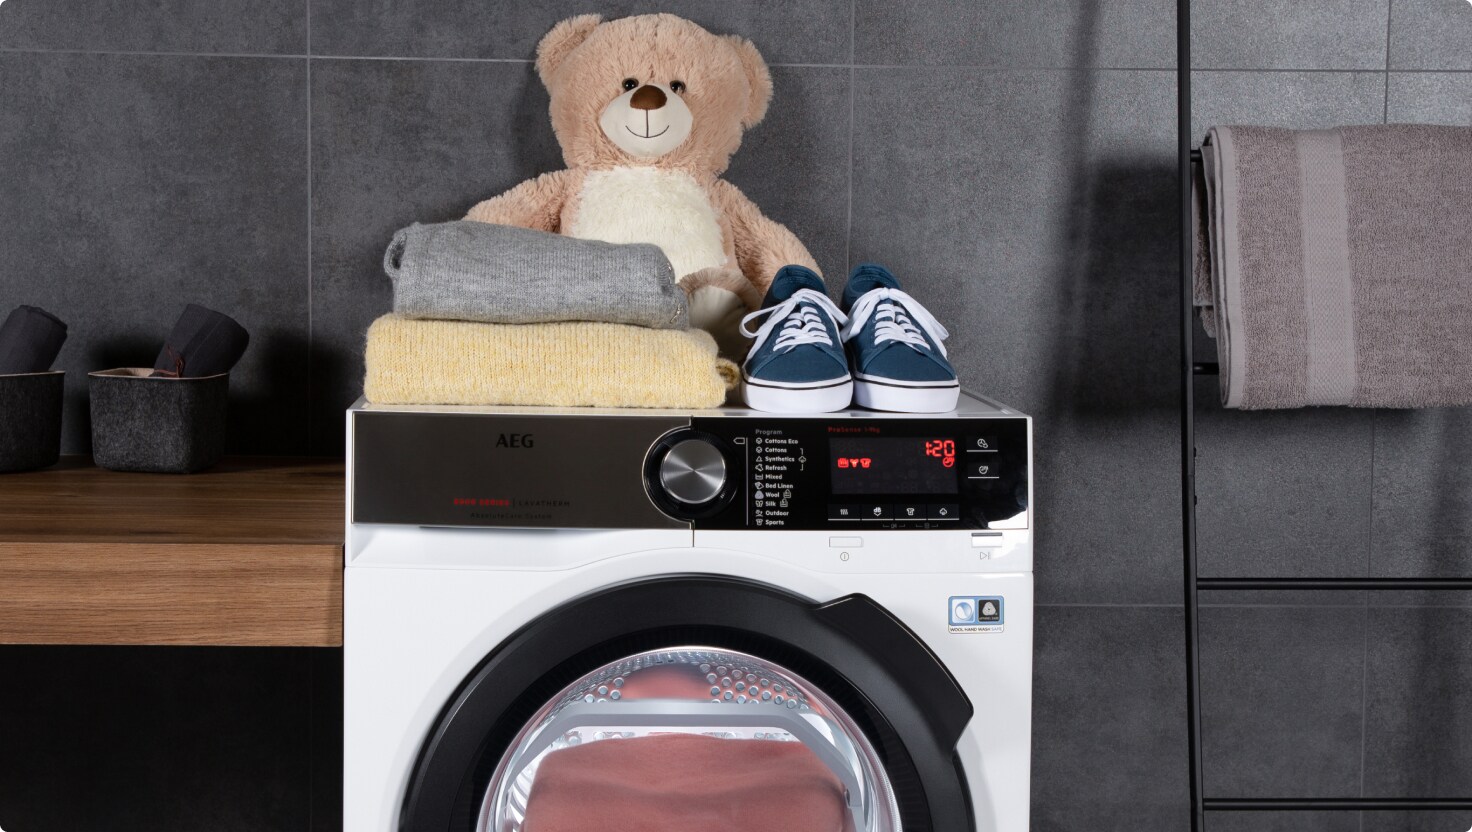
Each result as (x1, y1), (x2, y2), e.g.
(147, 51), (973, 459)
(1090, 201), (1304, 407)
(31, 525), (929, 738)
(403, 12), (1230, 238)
(0, 1), (1469, 830)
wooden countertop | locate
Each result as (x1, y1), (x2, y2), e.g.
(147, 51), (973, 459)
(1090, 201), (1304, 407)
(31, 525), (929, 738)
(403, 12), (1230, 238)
(0, 457), (344, 647)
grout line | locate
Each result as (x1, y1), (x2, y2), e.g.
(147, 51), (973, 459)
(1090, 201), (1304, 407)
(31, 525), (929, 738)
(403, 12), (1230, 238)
(844, 0), (855, 274)
(0, 46), (313, 59)
(3, 47), (1469, 75)
(305, 0), (314, 455)
(1383, 0), (1394, 123)
(313, 53), (528, 64)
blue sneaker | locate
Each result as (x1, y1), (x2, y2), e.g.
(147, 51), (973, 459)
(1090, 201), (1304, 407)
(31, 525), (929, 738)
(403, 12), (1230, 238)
(739, 265), (852, 413)
(841, 264), (960, 412)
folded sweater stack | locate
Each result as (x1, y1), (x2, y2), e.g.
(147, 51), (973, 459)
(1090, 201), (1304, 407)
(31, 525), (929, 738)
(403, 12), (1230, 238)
(365, 221), (736, 408)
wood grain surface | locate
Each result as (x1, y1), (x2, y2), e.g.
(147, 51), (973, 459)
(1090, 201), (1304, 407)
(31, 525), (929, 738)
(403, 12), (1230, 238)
(0, 457), (344, 646)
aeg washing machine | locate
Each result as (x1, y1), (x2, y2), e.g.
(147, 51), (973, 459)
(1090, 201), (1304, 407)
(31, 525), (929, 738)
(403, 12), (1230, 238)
(344, 392), (1033, 832)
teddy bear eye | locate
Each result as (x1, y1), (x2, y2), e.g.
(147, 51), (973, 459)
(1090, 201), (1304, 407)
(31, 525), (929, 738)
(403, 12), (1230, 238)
(621, 78), (639, 91)
(670, 80), (686, 94)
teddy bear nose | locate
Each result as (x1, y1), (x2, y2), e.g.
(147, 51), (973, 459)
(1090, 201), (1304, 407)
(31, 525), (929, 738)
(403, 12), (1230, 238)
(629, 84), (667, 110)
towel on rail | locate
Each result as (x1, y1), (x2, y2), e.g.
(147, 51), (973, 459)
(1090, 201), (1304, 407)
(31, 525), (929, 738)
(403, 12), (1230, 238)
(1193, 124), (1472, 409)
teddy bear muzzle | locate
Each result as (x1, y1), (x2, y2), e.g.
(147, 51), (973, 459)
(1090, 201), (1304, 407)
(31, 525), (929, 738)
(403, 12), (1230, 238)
(598, 82), (693, 159)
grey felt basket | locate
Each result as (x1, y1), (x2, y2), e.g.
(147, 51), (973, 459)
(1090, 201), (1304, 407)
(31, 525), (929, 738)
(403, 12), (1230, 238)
(89, 368), (228, 474)
(0, 370), (64, 473)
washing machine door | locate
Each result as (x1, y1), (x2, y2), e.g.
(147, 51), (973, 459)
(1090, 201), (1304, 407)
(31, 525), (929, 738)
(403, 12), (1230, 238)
(400, 577), (974, 832)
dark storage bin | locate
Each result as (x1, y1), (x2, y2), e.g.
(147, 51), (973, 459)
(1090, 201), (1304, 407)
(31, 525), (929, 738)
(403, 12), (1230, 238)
(0, 370), (64, 473)
(89, 368), (228, 473)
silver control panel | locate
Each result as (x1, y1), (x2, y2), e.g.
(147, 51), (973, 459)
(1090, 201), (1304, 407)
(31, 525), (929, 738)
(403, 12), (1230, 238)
(350, 394), (1030, 531)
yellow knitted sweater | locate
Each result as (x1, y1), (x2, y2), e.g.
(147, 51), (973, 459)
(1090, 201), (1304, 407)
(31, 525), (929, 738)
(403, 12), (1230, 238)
(364, 315), (738, 408)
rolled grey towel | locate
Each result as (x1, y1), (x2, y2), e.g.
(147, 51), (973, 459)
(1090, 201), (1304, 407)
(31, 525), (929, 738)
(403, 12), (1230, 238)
(1195, 124), (1472, 409)
(385, 221), (687, 329)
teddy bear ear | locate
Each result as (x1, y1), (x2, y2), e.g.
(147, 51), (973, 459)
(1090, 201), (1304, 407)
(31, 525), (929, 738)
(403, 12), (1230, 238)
(723, 34), (772, 128)
(535, 13), (602, 87)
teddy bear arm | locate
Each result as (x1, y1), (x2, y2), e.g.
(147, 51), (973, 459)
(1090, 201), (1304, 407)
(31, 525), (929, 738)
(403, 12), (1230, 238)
(464, 170), (573, 232)
(713, 180), (820, 297)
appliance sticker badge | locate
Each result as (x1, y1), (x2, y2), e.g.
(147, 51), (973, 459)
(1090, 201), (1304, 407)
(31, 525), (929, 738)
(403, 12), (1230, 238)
(948, 596), (1004, 634)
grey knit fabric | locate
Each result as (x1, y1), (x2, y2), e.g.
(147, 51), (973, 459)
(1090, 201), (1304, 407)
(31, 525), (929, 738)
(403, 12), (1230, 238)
(1194, 124), (1472, 409)
(385, 221), (688, 329)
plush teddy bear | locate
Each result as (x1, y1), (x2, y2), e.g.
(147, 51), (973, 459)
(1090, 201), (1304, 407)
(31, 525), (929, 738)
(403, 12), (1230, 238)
(464, 13), (818, 357)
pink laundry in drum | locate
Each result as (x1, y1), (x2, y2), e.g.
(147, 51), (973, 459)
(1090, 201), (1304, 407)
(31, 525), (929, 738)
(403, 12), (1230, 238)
(522, 733), (854, 832)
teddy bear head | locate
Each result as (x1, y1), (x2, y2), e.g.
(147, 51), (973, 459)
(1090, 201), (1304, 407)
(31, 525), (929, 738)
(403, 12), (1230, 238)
(534, 13), (773, 175)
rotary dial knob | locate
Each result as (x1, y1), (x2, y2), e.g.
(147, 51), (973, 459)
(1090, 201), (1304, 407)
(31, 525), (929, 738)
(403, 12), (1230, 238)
(658, 438), (728, 506)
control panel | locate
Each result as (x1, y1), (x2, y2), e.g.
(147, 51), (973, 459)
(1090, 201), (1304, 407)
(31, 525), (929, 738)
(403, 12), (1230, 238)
(642, 416), (1028, 530)
(351, 402), (1029, 531)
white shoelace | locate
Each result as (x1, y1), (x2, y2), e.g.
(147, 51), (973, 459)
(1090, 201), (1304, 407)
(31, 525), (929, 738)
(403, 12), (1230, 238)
(841, 287), (951, 358)
(740, 288), (849, 356)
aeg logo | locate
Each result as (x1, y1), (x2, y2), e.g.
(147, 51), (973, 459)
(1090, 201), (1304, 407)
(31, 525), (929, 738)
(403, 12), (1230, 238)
(495, 433), (534, 448)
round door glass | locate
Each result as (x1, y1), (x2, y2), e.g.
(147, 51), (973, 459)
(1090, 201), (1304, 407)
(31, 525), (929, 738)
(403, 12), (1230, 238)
(477, 646), (901, 832)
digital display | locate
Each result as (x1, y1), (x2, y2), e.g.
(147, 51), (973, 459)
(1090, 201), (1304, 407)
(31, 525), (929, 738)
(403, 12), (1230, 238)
(829, 437), (958, 495)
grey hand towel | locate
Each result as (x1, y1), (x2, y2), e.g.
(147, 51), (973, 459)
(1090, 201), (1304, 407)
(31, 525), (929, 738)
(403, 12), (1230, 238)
(385, 221), (687, 329)
(1194, 124), (1472, 409)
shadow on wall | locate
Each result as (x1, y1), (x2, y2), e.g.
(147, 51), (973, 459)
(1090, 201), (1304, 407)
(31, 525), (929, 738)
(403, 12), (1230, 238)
(1045, 158), (1178, 422)
(1040, 1), (1178, 426)
(231, 327), (308, 453)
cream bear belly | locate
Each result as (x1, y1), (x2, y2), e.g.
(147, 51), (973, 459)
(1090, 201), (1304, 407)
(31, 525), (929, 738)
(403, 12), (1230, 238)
(567, 167), (728, 280)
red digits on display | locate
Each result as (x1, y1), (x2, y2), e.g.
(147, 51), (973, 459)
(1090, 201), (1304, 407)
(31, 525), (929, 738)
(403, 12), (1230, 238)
(925, 439), (957, 468)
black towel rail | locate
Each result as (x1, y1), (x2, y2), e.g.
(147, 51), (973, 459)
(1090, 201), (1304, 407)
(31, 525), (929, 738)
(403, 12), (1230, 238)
(1176, 0), (1472, 827)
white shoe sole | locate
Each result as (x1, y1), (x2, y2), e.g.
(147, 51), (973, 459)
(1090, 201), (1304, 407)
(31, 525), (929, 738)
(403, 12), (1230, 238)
(742, 375), (854, 413)
(853, 377), (960, 413)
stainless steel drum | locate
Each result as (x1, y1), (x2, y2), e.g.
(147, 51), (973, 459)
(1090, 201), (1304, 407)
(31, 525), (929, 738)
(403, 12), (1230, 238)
(478, 646), (902, 832)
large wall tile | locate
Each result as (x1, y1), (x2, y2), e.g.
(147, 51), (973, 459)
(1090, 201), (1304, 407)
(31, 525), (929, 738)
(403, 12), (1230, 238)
(0, 646), (312, 832)
(1031, 606), (1186, 831)
(1191, 70), (1388, 141)
(1389, 0), (1472, 70)
(309, 0), (850, 65)
(853, 67), (1181, 603)
(309, 57), (559, 452)
(1195, 398), (1374, 579)
(1371, 409), (1472, 576)
(0, 0), (305, 54)
(1208, 814), (1359, 832)
(721, 66), (850, 282)
(1191, 0), (1390, 69)
(853, 0), (1173, 69)
(1199, 606), (1366, 797)
(0, 52), (309, 454)
(1387, 72), (1472, 125)
(1363, 608), (1472, 800)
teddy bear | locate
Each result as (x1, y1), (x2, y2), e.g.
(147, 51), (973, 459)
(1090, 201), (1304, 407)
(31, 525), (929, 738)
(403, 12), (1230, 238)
(464, 13), (818, 357)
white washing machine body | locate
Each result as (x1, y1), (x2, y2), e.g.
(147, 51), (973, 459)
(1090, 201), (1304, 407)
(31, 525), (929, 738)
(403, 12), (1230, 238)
(344, 394), (1034, 832)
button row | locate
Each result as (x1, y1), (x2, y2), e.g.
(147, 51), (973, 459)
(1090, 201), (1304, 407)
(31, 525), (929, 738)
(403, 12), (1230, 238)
(829, 503), (960, 522)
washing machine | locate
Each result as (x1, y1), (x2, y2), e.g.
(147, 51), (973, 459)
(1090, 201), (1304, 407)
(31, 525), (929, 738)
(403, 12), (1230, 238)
(344, 392), (1033, 832)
